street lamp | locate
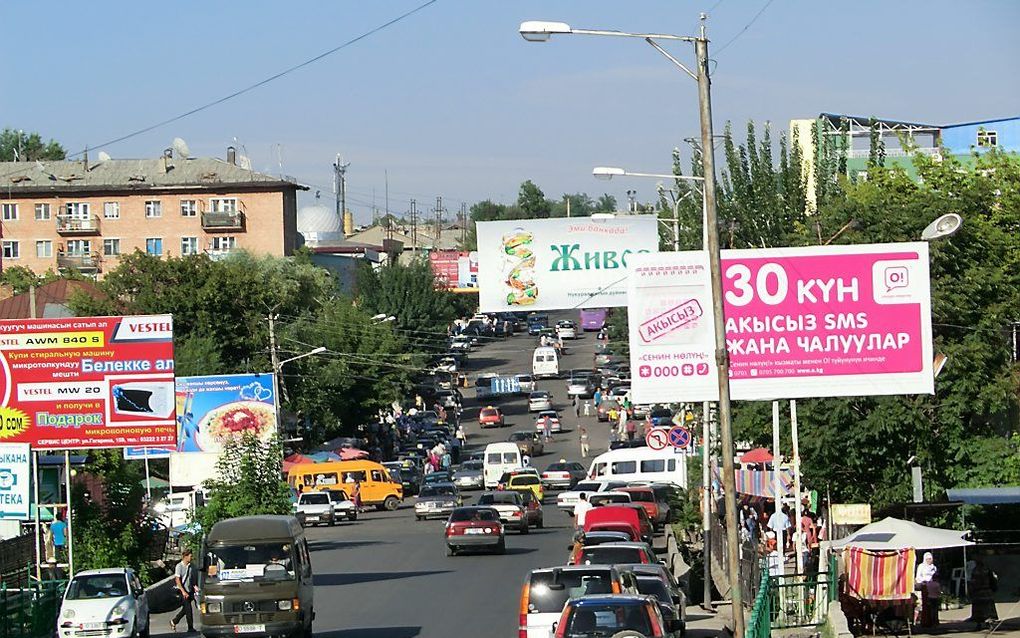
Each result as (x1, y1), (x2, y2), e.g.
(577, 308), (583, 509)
(523, 16), (744, 629)
(274, 346), (326, 434)
(593, 166), (706, 250)
(279, 346), (326, 366)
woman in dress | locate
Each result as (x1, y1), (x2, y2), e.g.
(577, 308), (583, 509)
(914, 552), (938, 627)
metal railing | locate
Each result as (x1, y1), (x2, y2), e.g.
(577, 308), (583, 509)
(0, 579), (66, 638)
(846, 146), (942, 159)
(746, 564), (772, 638)
(745, 555), (838, 637)
(55, 215), (100, 234)
(201, 210), (245, 230)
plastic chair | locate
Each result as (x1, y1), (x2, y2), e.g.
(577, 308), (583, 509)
(951, 567), (965, 597)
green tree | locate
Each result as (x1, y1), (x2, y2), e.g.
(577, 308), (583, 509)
(594, 194), (618, 213)
(355, 259), (458, 351)
(0, 128), (66, 161)
(194, 434), (292, 535)
(518, 180), (551, 218)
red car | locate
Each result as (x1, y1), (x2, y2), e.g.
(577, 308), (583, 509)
(619, 486), (664, 528)
(445, 506), (505, 555)
(478, 406), (505, 428)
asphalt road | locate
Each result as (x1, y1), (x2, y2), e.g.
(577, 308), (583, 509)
(151, 315), (726, 637)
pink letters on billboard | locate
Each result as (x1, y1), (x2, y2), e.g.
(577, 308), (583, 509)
(627, 243), (934, 403)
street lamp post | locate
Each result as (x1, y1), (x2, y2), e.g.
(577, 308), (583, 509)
(522, 17), (745, 633)
(274, 346), (326, 434)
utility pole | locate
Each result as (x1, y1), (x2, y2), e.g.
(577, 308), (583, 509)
(410, 199), (418, 255)
(460, 203), (467, 246)
(696, 16), (743, 636)
(333, 154), (350, 224)
(434, 196), (445, 245)
(268, 312), (286, 435)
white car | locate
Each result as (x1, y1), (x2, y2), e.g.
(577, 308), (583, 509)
(556, 321), (577, 340)
(327, 489), (359, 521)
(556, 480), (629, 514)
(59, 568), (150, 638)
(515, 374), (536, 394)
(528, 391), (553, 412)
(534, 410), (562, 434)
(434, 357), (459, 373)
(449, 337), (472, 352)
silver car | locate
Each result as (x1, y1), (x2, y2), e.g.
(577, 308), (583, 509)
(414, 483), (462, 520)
(453, 460), (484, 490)
(528, 391), (553, 412)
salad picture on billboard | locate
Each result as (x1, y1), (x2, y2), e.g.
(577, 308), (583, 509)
(501, 228), (538, 306)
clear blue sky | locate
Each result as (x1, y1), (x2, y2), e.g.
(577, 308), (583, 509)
(2, 1), (1017, 223)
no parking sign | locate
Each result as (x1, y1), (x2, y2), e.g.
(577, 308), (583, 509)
(668, 426), (691, 449)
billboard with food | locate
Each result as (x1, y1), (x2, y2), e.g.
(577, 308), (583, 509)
(476, 216), (659, 312)
(0, 315), (176, 450)
(175, 373), (277, 453)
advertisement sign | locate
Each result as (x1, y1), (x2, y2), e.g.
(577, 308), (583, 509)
(123, 446), (175, 460)
(476, 216), (659, 312)
(628, 243), (933, 402)
(0, 315), (176, 449)
(429, 251), (478, 290)
(0, 442), (30, 519)
(831, 503), (872, 525)
(489, 376), (521, 396)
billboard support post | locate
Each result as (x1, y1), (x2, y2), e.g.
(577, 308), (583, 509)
(65, 450), (73, 576)
(701, 400), (713, 610)
(772, 401), (781, 515)
(33, 450), (41, 581)
(143, 454), (152, 500)
(792, 399), (803, 574)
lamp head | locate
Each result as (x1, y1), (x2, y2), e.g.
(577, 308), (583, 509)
(310, 346), (327, 355)
(921, 213), (963, 241)
(592, 166), (625, 181)
(520, 21), (572, 42)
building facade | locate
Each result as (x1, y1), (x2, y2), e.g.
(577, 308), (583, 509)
(0, 153), (305, 277)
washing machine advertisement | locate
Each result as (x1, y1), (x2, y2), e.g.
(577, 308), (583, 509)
(0, 315), (176, 450)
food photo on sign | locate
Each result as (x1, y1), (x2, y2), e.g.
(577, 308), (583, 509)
(175, 373), (277, 453)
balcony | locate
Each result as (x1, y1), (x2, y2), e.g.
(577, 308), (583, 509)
(56, 215), (101, 236)
(201, 211), (245, 232)
(57, 252), (101, 272)
(846, 147), (942, 160)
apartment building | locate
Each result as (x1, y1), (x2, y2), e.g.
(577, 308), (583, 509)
(0, 151), (305, 276)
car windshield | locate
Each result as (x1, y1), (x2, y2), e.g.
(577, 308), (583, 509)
(511, 476), (540, 486)
(65, 574), (129, 600)
(581, 546), (645, 565)
(206, 543), (296, 582)
(509, 433), (530, 441)
(449, 508), (499, 522)
(565, 603), (652, 637)
(574, 482), (603, 492)
(627, 491), (655, 503)
(650, 409), (672, 418)
(479, 493), (519, 505)
(547, 463), (570, 471)
(481, 409), (498, 417)
(528, 571), (612, 613)
(530, 392), (549, 399)
(461, 460), (483, 471)
(300, 493), (330, 505)
(420, 486), (455, 498)
(538, 411), (557, 418)
(636, 576), (672, 602)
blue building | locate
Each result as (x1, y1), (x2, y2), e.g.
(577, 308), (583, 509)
(940, 116), (1020, 155)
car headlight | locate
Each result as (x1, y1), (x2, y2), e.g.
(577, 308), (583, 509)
(206, 601), (222, 614)
(62, 609), (75, 619)
(278, 599), (292, 611)
(112, 603), (129, 616)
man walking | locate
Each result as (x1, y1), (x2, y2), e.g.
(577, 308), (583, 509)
(579, 427), (590, 458)
(171, 549), (198, 633)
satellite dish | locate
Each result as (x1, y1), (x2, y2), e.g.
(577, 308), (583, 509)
(920, 213), (962, 241)
(172, 137), (191, 159)
(97, 151), (112, 162)
(238, 154), (252, 170)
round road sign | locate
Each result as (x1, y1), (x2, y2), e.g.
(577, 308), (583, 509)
(645, 428), (668, 451)
(668, 426), (692, 449)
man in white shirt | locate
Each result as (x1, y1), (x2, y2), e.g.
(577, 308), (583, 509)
(573, 493), (593, 529)
(767, 506), (791, 552)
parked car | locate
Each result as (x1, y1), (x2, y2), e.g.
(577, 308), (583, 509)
(478, 406), (505, 428)
(567, 530), (635, 564)
(552, 594), (675, 638)
(540, 461), (587, 490)
(625, 563), (688, 637)
(508, 430), (545, 457)
(519, 566), (639, 638)
(294, 491), (335, 527)
(452, 459), (484, 491)
(445, 506), (505, 555)
(576, 541), (657, 566)
(619, 485), (666, 528)
(59, 569), (150, 638)
(528, 391), (553, 412)
(415, 483), (462, 521)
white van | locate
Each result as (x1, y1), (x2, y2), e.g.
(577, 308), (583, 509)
(532, 346), (559, 379)
(484, 442), (523, 489)
(586, 447), (689, 488)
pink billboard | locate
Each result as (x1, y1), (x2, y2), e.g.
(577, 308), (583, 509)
(627, 243), (934, 403)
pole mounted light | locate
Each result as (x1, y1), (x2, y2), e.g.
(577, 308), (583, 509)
(280, 346), (326, 366)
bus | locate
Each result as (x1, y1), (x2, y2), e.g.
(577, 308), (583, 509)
(579, 308), (608, 331)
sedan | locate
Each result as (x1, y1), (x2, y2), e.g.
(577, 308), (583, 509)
(415, 483), (462, 520)
(476, 491), (531, 534)
(508, 430), (544, 457)
(576, 541), (657, 566)
(553, 594), (673, 638)
(566, 374), (591, 398)
(541, 461), (587, 489)
(528, 391), (553, 412)
(534, 410), (562, 434)
(445, 506), (505, 555)
(59, 569), (149, 638)
(452, 460), (484, 491)
(556, 320), (577, 340)
(478, 406), (505, 428)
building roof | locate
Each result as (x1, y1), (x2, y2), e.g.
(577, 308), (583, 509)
(940, 116), (1020, 129)
(819, 113), (939, 129)
(347, 223), (462, 251)
(0, 279), (106, 320)
(0, 157), (307, 195)
(945, 487), (1020, 505)
(206, 515), (303, 542)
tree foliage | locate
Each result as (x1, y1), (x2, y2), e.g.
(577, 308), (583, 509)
(356, 259), (458, 351)
(0, 127), (66, 161)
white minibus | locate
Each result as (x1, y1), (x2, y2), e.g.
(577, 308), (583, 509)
(586, 446), (688, 488)
(483, 442), (523, 489)
(532, 346), (559, 379)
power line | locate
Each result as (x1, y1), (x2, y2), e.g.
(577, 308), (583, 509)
(713, 0), (775, 56)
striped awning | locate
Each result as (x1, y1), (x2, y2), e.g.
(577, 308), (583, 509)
(713, 467), (795, 499)
(844, 546), (916, 600)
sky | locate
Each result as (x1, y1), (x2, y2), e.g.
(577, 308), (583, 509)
(2, 0), (1018, 224)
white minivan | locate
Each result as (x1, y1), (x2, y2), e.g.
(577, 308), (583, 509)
(586, 446), (689, 488)
(483, 442), (523, 489)
(532, 346), (559, 379)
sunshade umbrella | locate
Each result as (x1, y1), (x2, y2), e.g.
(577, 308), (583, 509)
(339, 448), (369, 460)
(828, 516), (972, 550)
(739, 448), (773, 464)
(139, 477), (171, 489)
(285, 453), (315, 465)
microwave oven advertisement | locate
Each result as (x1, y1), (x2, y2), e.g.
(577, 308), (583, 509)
(0, 315), (176, 450)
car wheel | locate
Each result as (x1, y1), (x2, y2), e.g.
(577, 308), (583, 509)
(520, 522), (529, 535)
(328, 517), (335, 527)
(139, 616), (150, 638)
(537, 516), (544, 529)
(349, 512), (358, 521)
(303, 621), (313, 638)
(415, 515), (423, 521)
(496, 539), (506, 554)
(383, 496), (400, 511)
(447, 545), (457, 557)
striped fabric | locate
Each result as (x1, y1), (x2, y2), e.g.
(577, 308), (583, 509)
(712, 467), (795, 498)
(844, 546), (916, 600)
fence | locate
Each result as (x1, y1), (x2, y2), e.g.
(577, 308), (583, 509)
(745, 555), (838, 637)
(0, 579), (66, 638)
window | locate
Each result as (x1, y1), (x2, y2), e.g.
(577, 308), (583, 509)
(211, 236), (236, 252)
(977, 130), (998, 148)
(144, 200), (162, 218)
(103, 239), (121, 256)
(370, 470), (384, 482)
(2, 241), (19, 259)
(593, 463), (606, 477)
(145, 237), (163, 256)
(667, 459), (676, 472)
(2, 203), (18, 221)
(64, 202), (90, 219)
(34, 203), (51, 221)
(66, 240), (91, 255)
(640, 459), (665, 473)
(209, 197), (237, 213)
(180, 236), (199, 256)
(180, 200), (197, 217)
(36, 240), (52, 258)
(610, 461), (637, 474)
(103, 202), (120, 219)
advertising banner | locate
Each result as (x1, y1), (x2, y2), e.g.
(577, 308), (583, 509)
(0, 442), (30, 519)
(123, 446), (175, 460)
(0, 315), (176, 450)
(476, 216), (659, 312)
(176, 373), (277, 453)
(429, 250), (478, 290)
(628, 243), (933, 402)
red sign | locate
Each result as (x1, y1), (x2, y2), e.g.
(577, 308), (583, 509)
(0, 315), (176, 450)
(668, 426), (691, 449)
(429, 250), (477, 290)
(645, 428), (668, 451)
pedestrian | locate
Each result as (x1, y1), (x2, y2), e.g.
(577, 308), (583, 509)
(915, 552), (938, 627)
(573, 395), (580, 417)
(967, 556), (999, 628)
(625, 418), (637, 443)
(766, 532), (783, 577)
(51, 511), (68, 564)
(351, 481), (363, 512)
(170, 549), (198, 633)
(542, 416), (553, 442)
(456, 424), (467, 445)
(799, 510), (817, 571)
(766, 505), (791, 553)
(573, 493), (593, 531)
(522, 453), (531, 467)
(593, 388), (603, 409)
(582, 401), (592, 417)
(579, 428), (590, 457)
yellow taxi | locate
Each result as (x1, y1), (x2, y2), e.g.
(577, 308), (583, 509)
(506, 472), (544, 503)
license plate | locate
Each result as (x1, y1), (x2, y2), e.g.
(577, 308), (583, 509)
(83, 623), (105, 630)
(466, 528), (484, 534)
(234, 625), (265, 634)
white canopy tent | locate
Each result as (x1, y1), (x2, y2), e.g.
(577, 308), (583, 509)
(826, 516), (973, 551)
